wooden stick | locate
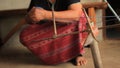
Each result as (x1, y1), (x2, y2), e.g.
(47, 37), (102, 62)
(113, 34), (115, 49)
(83, 8), (99, 42)
(2, 18), (27, 44)
(32, 29), (89, 42)
(82, 2), (108, 9)
(99, 23), (120, 29)
(0, 27), (2, 46)
(32, 23), (120, 42)
(51, 3), (57, 37)
(88, 8), (96, 24)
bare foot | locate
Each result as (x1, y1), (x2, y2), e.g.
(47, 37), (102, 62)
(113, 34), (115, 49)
(76, 56), (87, 66)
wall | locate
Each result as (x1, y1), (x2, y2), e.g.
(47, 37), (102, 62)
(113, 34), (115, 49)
(0, 0), (30, 11)
(0, 0), (30, 40)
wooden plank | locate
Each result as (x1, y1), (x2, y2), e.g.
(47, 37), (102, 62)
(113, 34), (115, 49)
(0, 9), (27, 17)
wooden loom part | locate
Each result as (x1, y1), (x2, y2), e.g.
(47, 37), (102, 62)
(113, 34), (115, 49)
(87, 7), (99, 42)
(82, 2), (108, 9)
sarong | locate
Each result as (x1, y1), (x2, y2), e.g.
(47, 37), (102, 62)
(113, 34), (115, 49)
(19, 12), (88, 65)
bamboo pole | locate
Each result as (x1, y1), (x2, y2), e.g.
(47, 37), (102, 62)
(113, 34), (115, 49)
(88, 8), (103, 68)
(90, 40), (103, 68)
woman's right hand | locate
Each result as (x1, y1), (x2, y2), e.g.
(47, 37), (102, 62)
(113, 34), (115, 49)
(25, 7), (47, 24)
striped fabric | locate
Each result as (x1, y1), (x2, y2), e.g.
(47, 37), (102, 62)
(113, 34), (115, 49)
(19, 12), (88, 65)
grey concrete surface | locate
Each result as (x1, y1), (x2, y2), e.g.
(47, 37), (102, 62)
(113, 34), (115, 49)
(0, 33), (120, 68)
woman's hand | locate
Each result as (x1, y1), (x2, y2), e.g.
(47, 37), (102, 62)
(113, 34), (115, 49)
(26, 7), (47, 23)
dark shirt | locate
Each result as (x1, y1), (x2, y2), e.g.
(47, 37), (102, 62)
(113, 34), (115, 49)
(28, 0), (80, 11)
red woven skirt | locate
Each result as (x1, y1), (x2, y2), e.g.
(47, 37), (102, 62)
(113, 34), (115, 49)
(19, 13), (88, 65)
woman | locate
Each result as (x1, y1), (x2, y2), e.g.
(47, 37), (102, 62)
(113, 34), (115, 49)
(20, 0), (88, 66)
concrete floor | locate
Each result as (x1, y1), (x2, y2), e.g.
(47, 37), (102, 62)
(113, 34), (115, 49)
(0, 31), (120, 68)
